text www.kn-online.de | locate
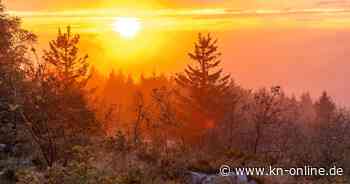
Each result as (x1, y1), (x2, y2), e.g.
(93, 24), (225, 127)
(219, 165), (344, 177)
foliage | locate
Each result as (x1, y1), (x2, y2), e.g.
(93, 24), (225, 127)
(175, 33), (230, 117)
(0, 3), (38, 180)
(43, 26), (90, 90)
(16, 26), (102, 167)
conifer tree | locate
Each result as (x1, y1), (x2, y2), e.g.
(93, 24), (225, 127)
(315, 91), (336, 124)
(41, 26), (98, 131)
(175, 33), (230, 111)
(43, 26), (90, 90)
(19, 26), (103, 166)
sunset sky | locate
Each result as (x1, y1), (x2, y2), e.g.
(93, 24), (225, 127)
(4, 0), (350, 105)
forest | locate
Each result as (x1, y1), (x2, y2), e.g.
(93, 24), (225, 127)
(0, 2), (349, 184)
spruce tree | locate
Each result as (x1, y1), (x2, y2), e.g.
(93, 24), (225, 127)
(175, 33), (230, 111)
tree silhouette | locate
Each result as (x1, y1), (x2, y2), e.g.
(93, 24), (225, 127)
(43, 26), (90, 90)
(175, 33), (230, 113)
(18, 26), (102, 166)
(0, 3), (36, 156)
(251, 86), (284, 154)
(315, 91), (336, 124)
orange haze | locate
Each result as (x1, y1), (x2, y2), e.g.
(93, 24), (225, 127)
(4, 0), (350, 105)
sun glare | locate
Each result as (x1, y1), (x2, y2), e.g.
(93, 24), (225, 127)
(113, 17), (141, 38)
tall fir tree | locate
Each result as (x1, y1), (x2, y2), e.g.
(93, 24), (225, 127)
(175, 33), (230, 112)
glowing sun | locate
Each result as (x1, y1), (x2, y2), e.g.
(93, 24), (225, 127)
(113, 17), (141, 38)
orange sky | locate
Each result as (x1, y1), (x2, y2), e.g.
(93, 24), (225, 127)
(6, 0), (350, 10)
(3, 0), (350, 105)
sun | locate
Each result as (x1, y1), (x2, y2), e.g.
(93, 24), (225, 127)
(113, 17), (141, 38)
